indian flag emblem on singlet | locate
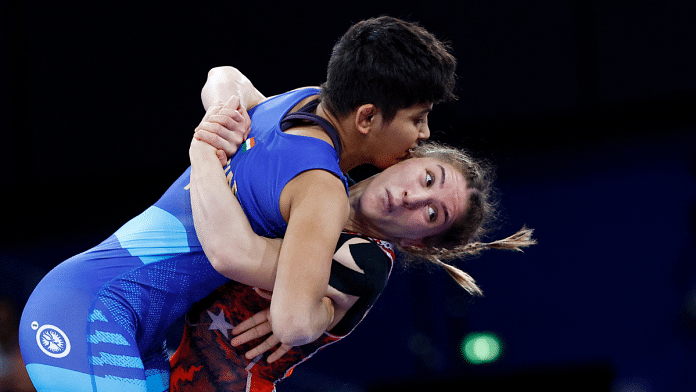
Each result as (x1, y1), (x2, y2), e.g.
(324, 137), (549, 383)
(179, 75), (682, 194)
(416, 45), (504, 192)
(223, 137), (254, 197)
(240, 137), (255, 153)
(185, 137), (255, 192)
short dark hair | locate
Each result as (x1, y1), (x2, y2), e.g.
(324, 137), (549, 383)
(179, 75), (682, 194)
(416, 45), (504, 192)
(320, 16), (457, 122)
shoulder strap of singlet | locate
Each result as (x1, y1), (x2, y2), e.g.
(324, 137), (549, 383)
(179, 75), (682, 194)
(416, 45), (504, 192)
(280, 99), (343, 159)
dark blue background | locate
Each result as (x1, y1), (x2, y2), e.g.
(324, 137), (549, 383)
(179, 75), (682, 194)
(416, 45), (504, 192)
(2, 1), (694, 391)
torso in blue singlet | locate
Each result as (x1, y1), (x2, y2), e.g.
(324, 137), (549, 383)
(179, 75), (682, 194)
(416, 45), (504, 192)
(226, 87), (348, 237)
(18, 87), (349, 392)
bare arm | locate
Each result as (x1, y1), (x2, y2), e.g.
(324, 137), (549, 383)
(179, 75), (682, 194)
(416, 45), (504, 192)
(193, 126), (352, 348)
(231, 236), (386, 363)
(189, 97), (280, 290)
(201, 66), (266, 111)
(197, 73), (349, 346)
(269, 170), (350, 346)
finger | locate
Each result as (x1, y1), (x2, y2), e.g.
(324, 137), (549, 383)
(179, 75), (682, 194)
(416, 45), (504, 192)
(193, 129), (238, 156)
(237, 103), (252, 139)
(217, 100), (252, 138)
(217, 108), (245, 122)
(232, 309), (270, 335)
(208, 113), (244, 131)
(252, 287), (273, 300)
(204, 114), (247, 152)
(198, 119), (245, 141)
(222, 95), (241, 111)
(267, 344), (293, 363)
(197, 122), (245, 154)
(230, 321), (272, 347)
(200, 100), (225, 124)
(213, 109), (249, 138)
(244, 334), (281, 360)
(221, 99), (251, 128)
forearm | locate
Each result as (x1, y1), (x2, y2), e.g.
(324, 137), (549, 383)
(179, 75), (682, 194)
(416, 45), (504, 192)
(201, 66), (266, 111)
(271, 253), (335, 345)
(270, 265), (336, 346)
(189, 140), (279, 290)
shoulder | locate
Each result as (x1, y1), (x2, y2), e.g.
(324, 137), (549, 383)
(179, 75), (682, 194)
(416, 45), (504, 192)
(262, 86), (320, 99)
(286, 169), (348, 202)
(279, 169), (349, 228)
(333, 234), (393, 288)
(289, 86), (321, 93)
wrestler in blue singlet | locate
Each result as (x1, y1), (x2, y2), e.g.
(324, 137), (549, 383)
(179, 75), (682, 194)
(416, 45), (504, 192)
(19, 87), (348, 392)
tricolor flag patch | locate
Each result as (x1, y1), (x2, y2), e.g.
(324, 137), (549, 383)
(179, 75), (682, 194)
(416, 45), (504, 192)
(241, 137), (255, 153)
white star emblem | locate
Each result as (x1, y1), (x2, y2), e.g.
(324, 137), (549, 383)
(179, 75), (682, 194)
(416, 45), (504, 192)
(207, 310), (234, 339)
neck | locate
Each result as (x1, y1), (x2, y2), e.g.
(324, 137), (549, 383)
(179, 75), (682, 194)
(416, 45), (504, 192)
(315, 102), (366, 173)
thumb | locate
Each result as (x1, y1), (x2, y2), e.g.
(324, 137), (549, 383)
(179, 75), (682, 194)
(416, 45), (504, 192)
(216, 149), (228, 167)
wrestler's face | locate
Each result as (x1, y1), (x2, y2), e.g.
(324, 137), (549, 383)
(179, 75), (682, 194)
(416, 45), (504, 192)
(369, 103), (432, 169)
(357, 157), (468, 246)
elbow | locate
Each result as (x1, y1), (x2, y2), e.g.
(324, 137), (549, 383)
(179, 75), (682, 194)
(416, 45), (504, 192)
(201, 232), (238, 275)
(271, 310), (321, 347)
(208, 65), (239, 77)
(206, 66), (244, 88)
(204, 243), (228, 274)
(204, 236), (258, 281)
(201, 66), (243, 109)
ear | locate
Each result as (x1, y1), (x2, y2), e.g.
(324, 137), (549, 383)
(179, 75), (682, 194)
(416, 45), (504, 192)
(355, 104), (377, 135)
(398, 237), (425, 247)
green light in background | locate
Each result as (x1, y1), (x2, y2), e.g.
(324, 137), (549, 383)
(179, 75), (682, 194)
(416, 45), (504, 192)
(460, 332), (502, 364)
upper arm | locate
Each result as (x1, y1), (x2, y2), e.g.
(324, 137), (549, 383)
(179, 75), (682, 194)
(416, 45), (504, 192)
(270, 169), (350, 312)
(280, 169), (350, 262)
(189, 131), (280, 291)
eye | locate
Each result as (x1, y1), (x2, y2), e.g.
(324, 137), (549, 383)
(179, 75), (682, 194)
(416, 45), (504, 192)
(428, 205), (438, 222)
(425, 171), (434, 187)
(412, 113), (427, 124)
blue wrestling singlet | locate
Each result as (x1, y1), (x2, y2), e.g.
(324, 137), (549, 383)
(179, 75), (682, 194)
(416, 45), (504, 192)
(227, 87), (348, 237)
(19, 87), (349, 392)
(19, 170), (230, 392)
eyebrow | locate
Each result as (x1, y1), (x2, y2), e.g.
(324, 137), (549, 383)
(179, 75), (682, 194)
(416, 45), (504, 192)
(437, 164), (450, 223)
(438, 164), (446, 187)
(412, 107), (432, 119)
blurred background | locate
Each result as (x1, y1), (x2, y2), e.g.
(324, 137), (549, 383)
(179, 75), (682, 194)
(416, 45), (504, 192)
(1, 1), (694, 391)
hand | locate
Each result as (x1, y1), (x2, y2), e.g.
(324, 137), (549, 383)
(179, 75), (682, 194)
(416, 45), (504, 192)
(230, 307), (293, 363)
(194, 95), (251, 162)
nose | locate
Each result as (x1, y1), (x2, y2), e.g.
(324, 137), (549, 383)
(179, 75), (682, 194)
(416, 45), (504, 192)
(419, 124), (431, 141)
(401, 189), (429, 209)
